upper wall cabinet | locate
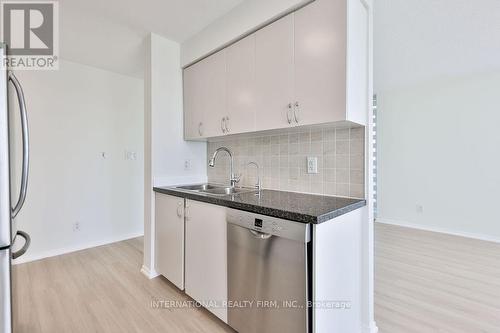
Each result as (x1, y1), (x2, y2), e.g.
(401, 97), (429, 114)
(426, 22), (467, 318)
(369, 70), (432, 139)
(255, 15), (295, 131)
(184, 50), (226, 139)
(294, 0), (347, 126)
(183, 0), (369, 140)
(225, 36), (257, 135)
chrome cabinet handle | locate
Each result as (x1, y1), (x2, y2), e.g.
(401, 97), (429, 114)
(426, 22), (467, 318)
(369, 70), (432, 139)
(12, 230), (30, 259)
(221, 118), (226, 133)
(9, 72), (29, 219)
(198, 122), (203, 136)
(176, 202), (183, 218)
(293, 101), (299, 123)
(225, 116), (230, 133)
(287, 103), (293, 124)
(185, 204), (190, 221)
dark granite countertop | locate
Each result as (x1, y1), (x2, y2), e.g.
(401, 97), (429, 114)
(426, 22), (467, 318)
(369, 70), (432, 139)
(153, 186), (366, 224)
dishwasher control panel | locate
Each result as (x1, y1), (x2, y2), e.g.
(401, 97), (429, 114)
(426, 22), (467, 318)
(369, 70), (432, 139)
(227, 208), (310, 242)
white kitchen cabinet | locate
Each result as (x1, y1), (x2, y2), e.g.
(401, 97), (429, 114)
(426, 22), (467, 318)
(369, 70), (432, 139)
(183, 50), (226, 140)
(183, 0), (369, 138)
(225, 35), (256, 134)
(294, 0), (347, 126)
(255, 14), (295, 131)
(185, 200), (227, 322)
(155, 193), (185, 290)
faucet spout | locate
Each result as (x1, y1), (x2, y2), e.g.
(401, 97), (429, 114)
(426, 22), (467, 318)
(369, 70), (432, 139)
(209, 146), (240, 187)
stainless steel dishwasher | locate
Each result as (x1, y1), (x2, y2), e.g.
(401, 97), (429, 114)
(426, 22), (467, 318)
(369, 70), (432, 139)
(227, 208), (311, 333)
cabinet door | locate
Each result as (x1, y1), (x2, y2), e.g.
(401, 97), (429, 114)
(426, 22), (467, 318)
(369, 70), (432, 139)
(198, 51), (227, 137)
(294, 0), (347, 126)
(185, 200), (227, 322)
(155, 194), (185, 290)
(183, 51), (226, 139)
(226, 35), (256, 134)
(183, 63), (203, 140)
(255, 14), (295, 131)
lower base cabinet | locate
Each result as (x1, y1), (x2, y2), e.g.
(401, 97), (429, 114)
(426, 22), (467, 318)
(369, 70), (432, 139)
(185, 199), (228, 323)
(155, 193), (185, 290)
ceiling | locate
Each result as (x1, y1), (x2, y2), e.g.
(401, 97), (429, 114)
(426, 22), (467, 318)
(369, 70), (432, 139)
(374, 0), (500, 92)
(59, 0), (244, 78)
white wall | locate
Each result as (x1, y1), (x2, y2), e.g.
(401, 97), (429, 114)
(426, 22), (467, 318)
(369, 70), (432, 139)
(181, 0), (312, 66)
(377, 71), (500, 242)
(143, 33), (207, 276)
(11, 60), (144, 263)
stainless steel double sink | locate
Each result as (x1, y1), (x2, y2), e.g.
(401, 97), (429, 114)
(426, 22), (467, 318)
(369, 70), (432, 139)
(174, 183), (257, 197)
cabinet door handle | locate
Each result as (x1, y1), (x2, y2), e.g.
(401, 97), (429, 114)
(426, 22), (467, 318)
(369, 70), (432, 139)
(185, 204), (190, 221)
(176, 202), (183, 218)
(198, 122), (203, 136)
(287, 103), (293, 124)
(293, 101), (299, 123)
(225, 116), (230, 133)
(221, 118), (226, 133)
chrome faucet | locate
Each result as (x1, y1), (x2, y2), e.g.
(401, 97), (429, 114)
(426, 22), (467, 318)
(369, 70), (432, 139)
(247, 161), (261, 191)
(209, 147), (240, 188)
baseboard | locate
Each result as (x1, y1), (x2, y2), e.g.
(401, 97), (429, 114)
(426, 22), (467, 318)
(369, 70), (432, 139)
(12, 232), (144, 265)
(376, 218), (500, 244)
(140, 265), (159, 279)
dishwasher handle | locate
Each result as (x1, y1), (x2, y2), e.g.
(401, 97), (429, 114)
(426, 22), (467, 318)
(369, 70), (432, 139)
(249, 229), (272, 239)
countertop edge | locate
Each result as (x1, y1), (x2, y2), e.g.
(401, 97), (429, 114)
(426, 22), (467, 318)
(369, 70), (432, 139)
(153, 187), (366, 224)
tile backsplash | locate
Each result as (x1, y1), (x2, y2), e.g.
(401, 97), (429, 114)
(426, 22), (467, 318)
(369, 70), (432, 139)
(207, 126), (365, 198)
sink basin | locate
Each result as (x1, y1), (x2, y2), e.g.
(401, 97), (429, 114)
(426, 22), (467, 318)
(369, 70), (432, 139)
(174, 183), (257, 196)
(176, 184), (219, 191)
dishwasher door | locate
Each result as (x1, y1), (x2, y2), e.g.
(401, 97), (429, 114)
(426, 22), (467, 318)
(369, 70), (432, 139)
(227, 209), (310, 333)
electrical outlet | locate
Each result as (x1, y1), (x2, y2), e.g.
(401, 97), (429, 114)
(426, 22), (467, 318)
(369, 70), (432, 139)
(73, 222), (81, 232)
(307, 157), (318, 174)
(416, 204), (424, 214)
(125, 150), (137, 160)
(184, 159), (192, 171)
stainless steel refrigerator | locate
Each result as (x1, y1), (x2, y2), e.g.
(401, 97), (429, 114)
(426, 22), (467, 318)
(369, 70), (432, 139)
(0, 43), (31, 333)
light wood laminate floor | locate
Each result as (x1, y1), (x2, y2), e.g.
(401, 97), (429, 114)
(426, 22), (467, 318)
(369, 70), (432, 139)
(375, 223), (500, 333)
(12, 225), (500, 332)
(12, 237), (234, 333)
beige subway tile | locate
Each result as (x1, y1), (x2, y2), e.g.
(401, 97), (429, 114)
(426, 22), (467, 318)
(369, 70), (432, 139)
(271, 156), (280, 168)
(310, 142), (323, 155)
(323, 141), (335, 155)
(271, 144), (280, 155)
(350, 127), (365, 140)
(280, 134), (289, 144)
(350, 184), (365, 198)
(289, 133), (299, 144)
(299, 131), (310, 143)
(324, 155), (335, 168)
(298, 181), (311, 193)
(323, 128), (335, 141)
(271, 135), (280, 144)
(311, 130), (323, 142)
(350, 169), (364, 184)
(299, 142), (310, 154)
(336, 184), (350, 197)
(289, 167), (299, 180)
(336, 140), (349, 154)
(350, 154), (364, 170)
(324, 168), (335, 182)
(336, 154), (349, 168)
(289, 143), (299, 155)
(336, 128), (350, 140)
(280, 144), (289, 155)
(324, 182), (336, 195)
(262, 136), (270, 145)
(280, 156), (289, 168)
(310, 182), (324, 195)
(336, 168), (349, 183)
(350, 140), (364, 155)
